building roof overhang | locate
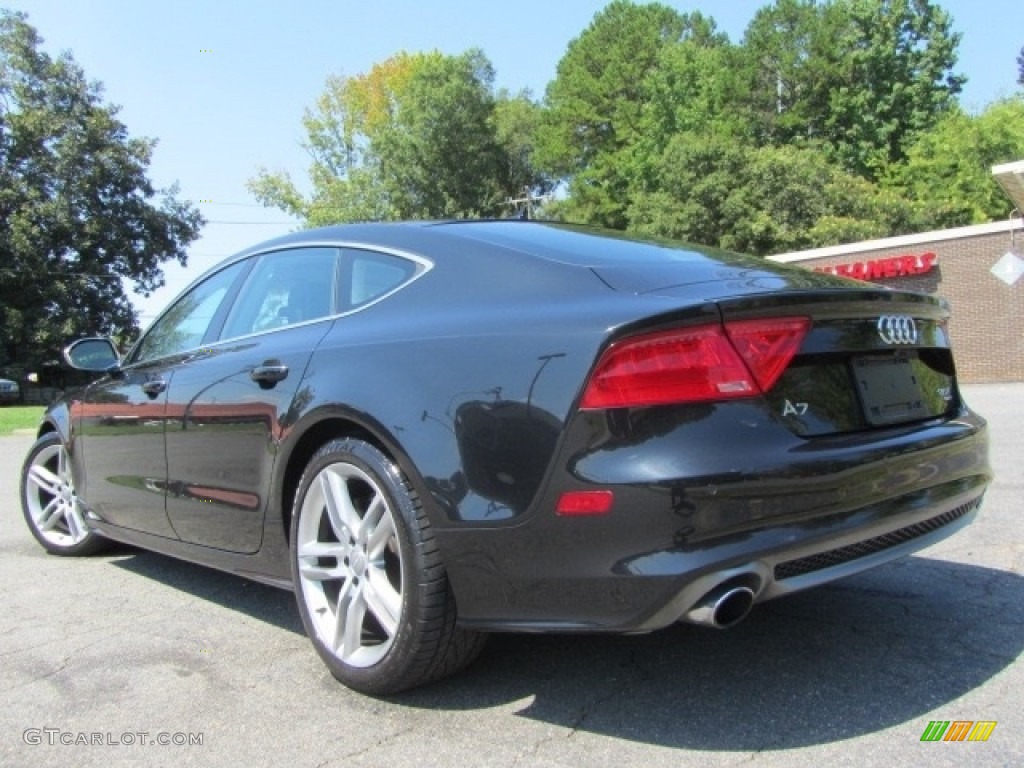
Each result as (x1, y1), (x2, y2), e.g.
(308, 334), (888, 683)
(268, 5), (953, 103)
(993, 160), (1024, 214)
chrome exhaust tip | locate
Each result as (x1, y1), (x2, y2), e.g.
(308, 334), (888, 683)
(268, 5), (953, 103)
(684, 585), (756, 629)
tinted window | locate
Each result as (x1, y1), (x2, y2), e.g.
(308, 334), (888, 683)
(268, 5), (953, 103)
(220, 247), (338, 339)
(342, 249), (419, 310)
(133, 261), (246, 363)
(438, 221), (722, 266)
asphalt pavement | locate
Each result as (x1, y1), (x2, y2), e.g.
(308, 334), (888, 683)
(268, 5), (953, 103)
(0, 383), (1021, 768)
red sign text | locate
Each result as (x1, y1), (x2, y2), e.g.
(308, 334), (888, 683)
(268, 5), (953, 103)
(814, 252), (937, 281)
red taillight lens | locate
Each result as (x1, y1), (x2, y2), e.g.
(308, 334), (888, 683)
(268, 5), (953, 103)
(579, 317), (809, 410)
(724, 317), (811, 392)
(580, 325), (756, 409)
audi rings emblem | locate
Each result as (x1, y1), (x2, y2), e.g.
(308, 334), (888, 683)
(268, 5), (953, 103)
(877, 315), (918, 345)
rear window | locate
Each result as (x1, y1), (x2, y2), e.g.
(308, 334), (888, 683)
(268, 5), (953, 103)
(434, 221), (724, 267)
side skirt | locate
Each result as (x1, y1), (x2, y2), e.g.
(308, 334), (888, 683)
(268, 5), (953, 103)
(86, 517), (294, 591)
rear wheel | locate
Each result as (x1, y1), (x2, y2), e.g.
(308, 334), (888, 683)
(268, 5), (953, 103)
(290, 438), (485, 694)
(21, 432), (107, 556)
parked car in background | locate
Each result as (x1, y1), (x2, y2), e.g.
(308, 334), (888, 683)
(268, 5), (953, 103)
(0, 378), (20, 404)
(19, 221), (991, 694)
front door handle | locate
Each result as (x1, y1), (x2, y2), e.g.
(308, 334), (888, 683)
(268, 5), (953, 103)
(141, 379), (167, 398)
(251, 360), (289, 388)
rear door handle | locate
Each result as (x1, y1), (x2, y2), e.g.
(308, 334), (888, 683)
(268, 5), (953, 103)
(141, 379), (167, 398)
(251, 360), (289, 388)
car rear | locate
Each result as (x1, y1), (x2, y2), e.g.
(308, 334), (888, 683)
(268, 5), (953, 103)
(564, 283), (985, 608)
(441, 262), (988, 633)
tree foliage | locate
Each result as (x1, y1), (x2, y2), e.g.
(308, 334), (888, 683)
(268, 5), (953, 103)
(627, 136), (914, 255)
(0, 11), (203, 369)
(740, 0), (963, 178)
(250, 0), (1013, 258)
(533, 0), (975, 252)
(249, 50), (550, 225)
(536, 0), (722, 227)
(493, 89), (555, 212)
(883, 97), (1024, 227)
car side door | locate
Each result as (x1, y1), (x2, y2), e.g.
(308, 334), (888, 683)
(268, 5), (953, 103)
(76, 259), (248, 537)
(161, 246), (340, 553)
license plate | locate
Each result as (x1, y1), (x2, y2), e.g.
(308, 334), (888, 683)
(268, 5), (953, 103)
(852, 355), (932, 426)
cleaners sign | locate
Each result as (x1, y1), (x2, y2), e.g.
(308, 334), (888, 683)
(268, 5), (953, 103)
(814, 252), (937, 281)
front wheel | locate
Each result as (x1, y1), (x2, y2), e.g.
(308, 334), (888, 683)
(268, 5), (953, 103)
(21, 432), (107, 556)
(290, 438), (486, 694)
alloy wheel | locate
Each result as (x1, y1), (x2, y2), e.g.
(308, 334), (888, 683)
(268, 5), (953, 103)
(295, 461), (404, 668)
(24, 440), (90, 548)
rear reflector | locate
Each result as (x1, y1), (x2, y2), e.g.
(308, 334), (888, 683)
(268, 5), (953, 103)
(556, 490), (614, 516)
(580, 318), (809, 410)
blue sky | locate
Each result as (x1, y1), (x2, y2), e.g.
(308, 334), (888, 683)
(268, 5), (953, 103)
(7, 0), (1021, 322)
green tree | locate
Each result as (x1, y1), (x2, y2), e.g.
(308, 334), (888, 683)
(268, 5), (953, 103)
(626, 134), (915, 255)
(884, 97), (1024, 227)
(1018, 45), (1023, 86)
(0, 11), (202, 369)
(629, 35), (750, 199)
(738, 0), (846, 145)
(492, 89), (553, 216)
(537, 0), (721, 227)
(640, 38), (749, 150)
(250, 49), (547, 225)
(740, 0), (964, 178)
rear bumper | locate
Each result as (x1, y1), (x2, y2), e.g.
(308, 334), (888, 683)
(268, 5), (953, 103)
(440, 405), (990, 632)
(627, 481), (983, 632)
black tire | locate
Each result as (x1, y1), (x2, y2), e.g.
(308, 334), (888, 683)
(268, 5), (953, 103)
(20, 432), (107, 556)
(290, 438), (486, 694)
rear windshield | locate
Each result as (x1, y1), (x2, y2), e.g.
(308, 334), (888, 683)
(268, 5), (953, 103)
(434, 221), (730, 268)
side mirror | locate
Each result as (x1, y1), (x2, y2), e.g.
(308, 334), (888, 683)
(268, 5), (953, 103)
(63, 337), (121, 373)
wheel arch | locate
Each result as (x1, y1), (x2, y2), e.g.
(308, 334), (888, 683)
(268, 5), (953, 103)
(276, 408), (431, 546)
(36, 401), (70, 442)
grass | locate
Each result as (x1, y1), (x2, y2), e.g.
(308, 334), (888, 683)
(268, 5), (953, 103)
(0, 405), (45, 436)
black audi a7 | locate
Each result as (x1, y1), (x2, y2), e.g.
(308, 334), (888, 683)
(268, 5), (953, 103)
(20, 221), (990, 693)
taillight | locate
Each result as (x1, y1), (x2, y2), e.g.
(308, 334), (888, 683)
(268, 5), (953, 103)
(579, 317), (809, 410)
(724, 317), (811, 392)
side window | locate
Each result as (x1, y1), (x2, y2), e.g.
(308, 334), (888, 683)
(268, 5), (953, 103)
(343, 249), (420, 310)
(132, 261), (246, 363)
(220, 247), (338, 339)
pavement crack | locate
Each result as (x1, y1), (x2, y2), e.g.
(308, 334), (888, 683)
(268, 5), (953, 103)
(336, 724), (418, 762)
(0, 652), (71, 693)
(0, 634), (117, 693)
(510, 670), (630, 766)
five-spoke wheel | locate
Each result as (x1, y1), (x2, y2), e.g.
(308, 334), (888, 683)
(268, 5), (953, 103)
(295, 460), (404, 668)
(291, 438), (485, 694)
(21, 432), (105, 555)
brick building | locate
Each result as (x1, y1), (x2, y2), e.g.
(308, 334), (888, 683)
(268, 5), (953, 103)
(768, 163), (1024, 384)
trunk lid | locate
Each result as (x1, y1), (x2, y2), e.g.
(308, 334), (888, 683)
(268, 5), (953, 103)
(713, 289), (957, 437)
(582, 239), (957, 437)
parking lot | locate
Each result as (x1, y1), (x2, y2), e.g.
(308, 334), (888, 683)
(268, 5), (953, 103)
(0, 383), (1021, 768)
